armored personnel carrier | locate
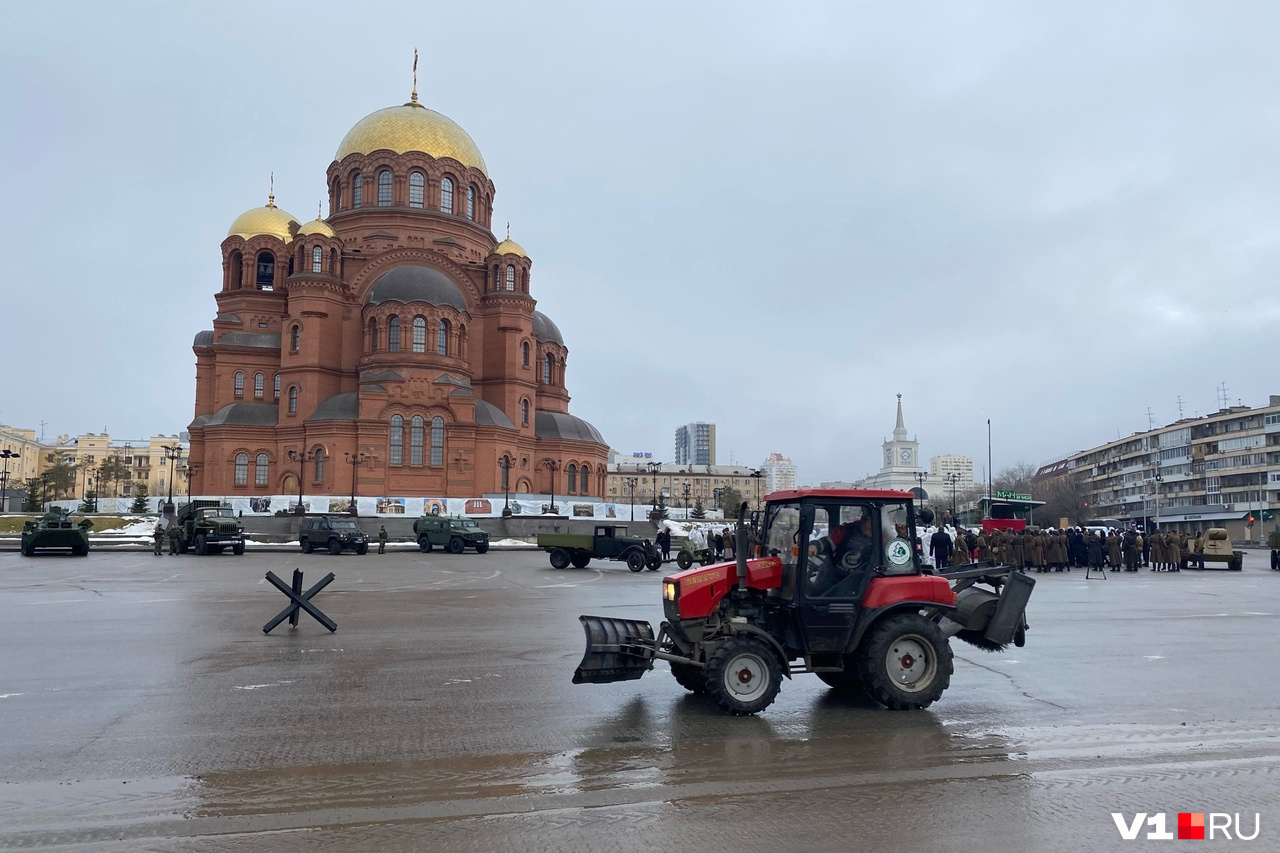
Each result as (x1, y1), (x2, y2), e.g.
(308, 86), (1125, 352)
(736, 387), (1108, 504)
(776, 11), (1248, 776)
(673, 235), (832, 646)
(20, 509), (92, 557)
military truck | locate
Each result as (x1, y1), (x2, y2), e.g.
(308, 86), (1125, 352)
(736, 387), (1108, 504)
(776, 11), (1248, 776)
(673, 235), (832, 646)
(413, 515), (490, 553)
(176, 500), (245, 555)
(299, 515), (369, 555)
(20, 509), (92, 557)
(538, 524), (662, 572)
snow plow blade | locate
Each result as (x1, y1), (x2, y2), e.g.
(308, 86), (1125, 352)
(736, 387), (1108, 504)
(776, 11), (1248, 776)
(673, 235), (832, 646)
(573, 615), (656, 684)
(942, 565), (1036, 651)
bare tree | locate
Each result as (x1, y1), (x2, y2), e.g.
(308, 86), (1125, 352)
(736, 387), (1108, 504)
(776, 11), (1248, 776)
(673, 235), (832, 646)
(993, 462), (1038, 496)
(1035, 472), (1092, 528)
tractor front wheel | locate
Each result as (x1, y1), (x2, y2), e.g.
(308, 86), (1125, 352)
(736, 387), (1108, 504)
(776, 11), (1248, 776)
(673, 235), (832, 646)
(626, 551), (645, 572)
(670, 662), (706, 694)
(857, 613), (952, 710)
(549, 548), (571, 569)
(704, 637), (782, 715)
(570, 551), (591, 568)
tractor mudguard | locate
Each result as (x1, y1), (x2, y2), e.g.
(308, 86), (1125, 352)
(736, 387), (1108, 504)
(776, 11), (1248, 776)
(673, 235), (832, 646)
(573, 616), (656, 684)
(726, 622), (792, 678)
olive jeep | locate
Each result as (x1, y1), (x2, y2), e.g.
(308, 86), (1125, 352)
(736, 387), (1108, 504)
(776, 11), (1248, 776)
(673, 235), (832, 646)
(413, 515), (490, 554)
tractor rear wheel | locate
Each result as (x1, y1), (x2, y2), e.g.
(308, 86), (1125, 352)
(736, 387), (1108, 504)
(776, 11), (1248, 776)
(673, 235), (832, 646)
(704, 637), (782, 715)
(816, 667), (863, 694)
(549, 548), (571, 569)
(670, 662), (706, 694)
(570, 551), (591, 568)
(626, 551), (645, 572)
(857, 613), (952, 710)
(448, 536), (465, 554)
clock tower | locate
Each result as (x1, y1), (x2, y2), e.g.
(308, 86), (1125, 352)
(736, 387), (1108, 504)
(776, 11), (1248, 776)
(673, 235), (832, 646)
(880, 393), (919, 474)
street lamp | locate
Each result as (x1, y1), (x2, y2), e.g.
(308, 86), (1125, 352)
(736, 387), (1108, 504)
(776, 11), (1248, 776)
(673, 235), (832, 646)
(749, 469), (764, 513)
(39, 472), (50, 511)
(945, 473), (959, 521)
(161, 444), (183, 515)
(84, 475), (94, 513)
(647, 461), (661, 509)
(914, 472), (928, 506)
(624, 476), (638, 522)
(344, 451), (372, 515)
(681, 481), (691, 518)
(0, 448), (19, 512)
(540, 458), (562, 515)
(1152, 471), (1163, 532)
(498, 455), (514, 517)
(713, 487), (723, 515)
(287, 448), (315, 515)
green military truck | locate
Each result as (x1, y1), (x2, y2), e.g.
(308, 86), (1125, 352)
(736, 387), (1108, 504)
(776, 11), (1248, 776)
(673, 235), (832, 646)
(176, 500), (246, 555)
(538, 524), (662, 572)
(413, 515), (490, 554)
(20, 509), (92, 557)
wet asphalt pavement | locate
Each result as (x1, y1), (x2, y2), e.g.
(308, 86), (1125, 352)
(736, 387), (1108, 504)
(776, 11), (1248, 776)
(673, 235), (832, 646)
(1, 548), (1278, 852)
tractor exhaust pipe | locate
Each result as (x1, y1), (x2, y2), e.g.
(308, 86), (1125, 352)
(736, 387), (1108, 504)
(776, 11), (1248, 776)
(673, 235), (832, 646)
(735, 501), (749, 591)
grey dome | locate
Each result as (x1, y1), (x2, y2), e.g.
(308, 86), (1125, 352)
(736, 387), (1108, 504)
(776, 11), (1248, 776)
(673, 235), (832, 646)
(532, 311), (564, 347)
(365, 266), (468, 311)
(306, 392), (359, 422)
(200, 403), (278, 427)
(193, 330), (214, 347)
(535, 410), (605, 444)
(475, 400), (515, 429)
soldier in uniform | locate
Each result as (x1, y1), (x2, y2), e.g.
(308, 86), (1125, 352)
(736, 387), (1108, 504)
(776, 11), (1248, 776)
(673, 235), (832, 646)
(1106, 530), (1122, 568)
(1150, 530), (1164, 571)
(378, 525), (388, 555)
(1009, 530), (1026, 573)
(152, 523), (165, 557)
(1086, 530), (1104, 570)
(976, 532), (991, 563)
(1030, 528), (1046, 573)
(167, 522), (181, 555)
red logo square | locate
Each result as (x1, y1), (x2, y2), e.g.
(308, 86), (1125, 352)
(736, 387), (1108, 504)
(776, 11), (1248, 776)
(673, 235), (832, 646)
(1179, 813), (1205, 840)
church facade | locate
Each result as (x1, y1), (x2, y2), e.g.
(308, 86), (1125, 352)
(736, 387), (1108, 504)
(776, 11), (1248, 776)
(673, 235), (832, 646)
(187, 84), (608, 501)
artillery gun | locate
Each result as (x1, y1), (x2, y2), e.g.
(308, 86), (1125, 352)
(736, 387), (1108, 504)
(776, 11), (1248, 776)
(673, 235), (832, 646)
(20, 508), (92, 557)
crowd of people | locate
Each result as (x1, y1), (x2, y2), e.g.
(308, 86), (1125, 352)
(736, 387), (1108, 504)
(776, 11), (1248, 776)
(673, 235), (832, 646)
(925, 524), (1204, 572)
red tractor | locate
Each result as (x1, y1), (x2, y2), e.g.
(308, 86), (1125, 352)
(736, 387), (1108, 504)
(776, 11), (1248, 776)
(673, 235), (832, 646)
(574, 489), (1034, 715)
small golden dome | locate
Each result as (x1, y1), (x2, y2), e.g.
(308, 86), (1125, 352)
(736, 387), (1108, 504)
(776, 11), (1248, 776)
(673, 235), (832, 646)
(227, 201), (300, 243)
(298, 217), (336, 238)
(492, 238), (527, 258)
(335, 102), (487, 174)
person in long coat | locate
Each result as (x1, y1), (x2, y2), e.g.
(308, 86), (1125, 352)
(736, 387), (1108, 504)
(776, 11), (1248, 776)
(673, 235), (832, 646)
(977, 533), (991, 563)
(1106, 531), (1122, 567)
(1086, 530), (1104, 569)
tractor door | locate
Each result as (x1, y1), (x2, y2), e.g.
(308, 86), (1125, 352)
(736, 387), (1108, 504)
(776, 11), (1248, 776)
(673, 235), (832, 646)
(796, 502), (881, 654)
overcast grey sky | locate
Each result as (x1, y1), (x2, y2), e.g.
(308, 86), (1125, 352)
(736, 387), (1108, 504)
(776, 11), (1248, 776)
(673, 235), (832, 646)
(1, 1), (1277, 483)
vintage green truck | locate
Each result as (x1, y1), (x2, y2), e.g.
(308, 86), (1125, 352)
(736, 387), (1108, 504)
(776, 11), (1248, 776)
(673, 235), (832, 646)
(537, 524), (662, 572)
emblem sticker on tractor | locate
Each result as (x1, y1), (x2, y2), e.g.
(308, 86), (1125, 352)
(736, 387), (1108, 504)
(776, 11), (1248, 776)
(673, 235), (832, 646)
(886, 537), (912, 566)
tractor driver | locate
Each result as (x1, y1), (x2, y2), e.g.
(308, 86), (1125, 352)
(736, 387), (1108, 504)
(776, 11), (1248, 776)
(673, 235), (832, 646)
(807, 506), (876, 594)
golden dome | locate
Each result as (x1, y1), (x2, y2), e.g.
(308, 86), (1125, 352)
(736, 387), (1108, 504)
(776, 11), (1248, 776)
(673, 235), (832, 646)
(492, 238), (527, 258)
(227, 201), (300, 243)
(335, 102), (487, 174)
(298, 217), (336, 238)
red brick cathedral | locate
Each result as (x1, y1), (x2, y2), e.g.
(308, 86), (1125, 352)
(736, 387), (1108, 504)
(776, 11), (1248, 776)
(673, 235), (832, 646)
(188, 83), (608, 501)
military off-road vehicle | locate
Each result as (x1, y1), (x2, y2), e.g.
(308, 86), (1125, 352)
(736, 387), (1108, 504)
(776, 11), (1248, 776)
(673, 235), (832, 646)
(20, 509), (92, 557)
(300, 515), (369, 555)
(176, 500), (245, 555)
(413, 515), (490, 553)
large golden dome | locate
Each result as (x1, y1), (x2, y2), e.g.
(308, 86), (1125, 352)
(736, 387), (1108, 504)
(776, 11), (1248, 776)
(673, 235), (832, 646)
(227, 201), (300, 242)
(492, 238), (527, 257)
(335, 102), (487, 174)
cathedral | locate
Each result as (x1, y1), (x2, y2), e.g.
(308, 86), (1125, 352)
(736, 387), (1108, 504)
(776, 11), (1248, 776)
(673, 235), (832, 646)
(187, 77), (608, 501)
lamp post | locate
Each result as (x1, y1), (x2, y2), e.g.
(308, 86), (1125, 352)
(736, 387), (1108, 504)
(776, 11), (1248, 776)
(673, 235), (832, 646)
(713, 487), (723, 516)
(1152, 471), (1162, 532)
(749, 469), (763, 513)
(498, 455), (514, 517)
(344, 451), (372, 515)
(0, 448), (19, 512)
(287, 449), (315, 515)
(40, 473), (50, 511)
(540, 458), (562, 515)
(624, 476), (638, 521)
(945, 473), (958, 522)
(647, 461), (661, 509)
(914, 471), (928, 506)
(681, 482), (691, 518)
(84, 475), (94, 513)
(161, 444), (183, 515)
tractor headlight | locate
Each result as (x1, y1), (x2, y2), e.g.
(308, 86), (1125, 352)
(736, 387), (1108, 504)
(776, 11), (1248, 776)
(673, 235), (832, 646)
(663, 582), (678, 601)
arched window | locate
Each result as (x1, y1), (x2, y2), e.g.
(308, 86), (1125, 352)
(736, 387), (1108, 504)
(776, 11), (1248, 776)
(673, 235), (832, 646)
(234, 452), (248, 486)
(521, 398), (529, 426)
(273, 373), (280, 400)
(331, 177), (341, 211)
(543, 353), (552, 384)
(521, 341), (530, 368)
(229, 250), (243, 290)
(412, 316), (426, 353)
(311, 246), (322, 273)
(466, 185), (476, 220)
(388, 316), (400, 352)
(352, 173), (363, 208)
(409, 171), (425, 208)
(437, 319), (449, 356)
(440, 177), (453, 213)
(255, 453), (269, 487)
(233, 372), (244, 398)
(256, 251), (275, 290)
(288, 386), (298, 415)
(290, 325), (300, 352)
(389, 415), (403, 465)
(505, 265), (515, 291)
(253, 372), (264, 399)
(313, 448), (325, 483)
(567, 464), (577, 494)
(430, 416), (445, 466)
(410, 416), (424, 465)
(368, 318), (378, 353)
(377, 169), (392, 206)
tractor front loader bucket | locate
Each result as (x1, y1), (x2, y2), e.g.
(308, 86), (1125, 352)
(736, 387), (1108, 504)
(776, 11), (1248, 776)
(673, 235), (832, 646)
(943, 566), (1036, 652)
(573, 615), (656, 684)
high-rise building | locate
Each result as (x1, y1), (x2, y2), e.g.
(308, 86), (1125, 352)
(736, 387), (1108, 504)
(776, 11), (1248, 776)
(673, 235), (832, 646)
(674, 422), (716, 466)
(930, 455), (974, 487)
(761, 452), (797, 494)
